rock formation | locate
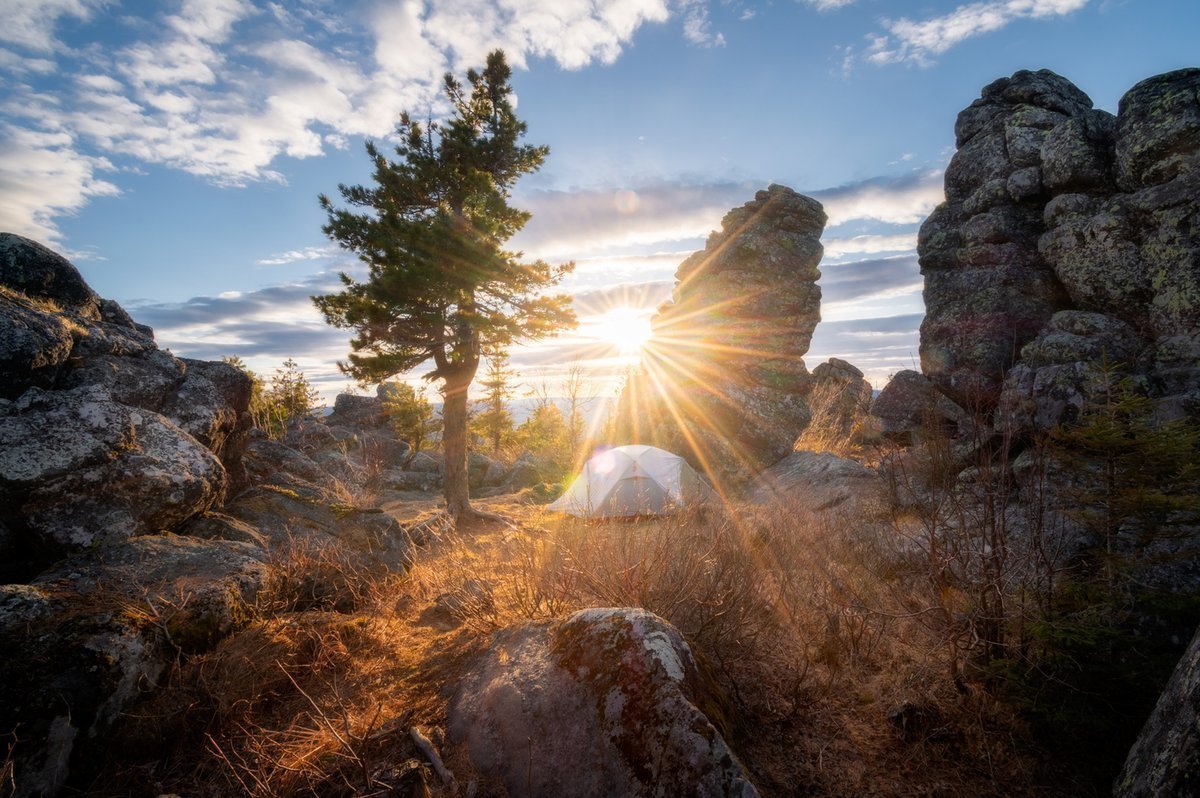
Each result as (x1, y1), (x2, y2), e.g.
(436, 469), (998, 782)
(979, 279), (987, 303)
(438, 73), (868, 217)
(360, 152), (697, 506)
(1116, 622), (1200, 797)
(449, 607), (759, 797)
(917, 68), (1200, 433)
(615, 184), (827, 483)
(0, 234), (421, 796)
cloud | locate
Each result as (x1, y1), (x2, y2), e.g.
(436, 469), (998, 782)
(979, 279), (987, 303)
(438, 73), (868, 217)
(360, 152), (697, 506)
(256, 245), (337, 265)
(515, 180), (757, 259)
(0, 124), (119, 246)
(867, 0), (1091, 66)
(807, 312), (925, 386)
(817, 254), (922, 306)
(0, 0), (106, 53)
(677, 0), (725, 47)
(571, 280), (673, 317)
(814, 170), (944, 227)
(3, 0), (707, 239)
(822, 233), (917, 260)
(803, 0), (858, 11)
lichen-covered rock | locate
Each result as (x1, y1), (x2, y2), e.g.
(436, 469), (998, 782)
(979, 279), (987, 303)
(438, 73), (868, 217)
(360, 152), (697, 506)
(161, 358), (252, 473)
(0, 386), (226, 555)
(0, 289), (76, 399)
(870, 369), (969, 444)
(615, 185), (826, 482)
(59, 348), (186, 410)
(997, 311), (1146, 434)
(921, 67), (1200, 431)
(920, 69), (1094, 410)
(1116, 622), (1200, 797)
(1115, 68), (1200, 191)
(0, 232), (100, 318)
(748, 450), (881, 515)
(0, 583), (165, 798)
(449, 607), (758, 797)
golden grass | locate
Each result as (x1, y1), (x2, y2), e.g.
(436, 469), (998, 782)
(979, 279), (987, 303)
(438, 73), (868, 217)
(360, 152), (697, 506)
(91, 494), (1070, 797)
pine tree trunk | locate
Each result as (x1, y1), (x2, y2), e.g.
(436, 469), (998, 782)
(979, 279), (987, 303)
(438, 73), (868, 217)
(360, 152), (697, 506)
(442, 369), (474, 520)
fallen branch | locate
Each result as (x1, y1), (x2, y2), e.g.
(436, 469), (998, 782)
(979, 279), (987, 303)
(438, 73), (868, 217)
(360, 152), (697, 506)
(410, 726), (457, 792)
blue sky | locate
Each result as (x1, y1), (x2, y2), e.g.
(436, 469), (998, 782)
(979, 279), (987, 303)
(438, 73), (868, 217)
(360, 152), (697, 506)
(2, 0), (1196, 402)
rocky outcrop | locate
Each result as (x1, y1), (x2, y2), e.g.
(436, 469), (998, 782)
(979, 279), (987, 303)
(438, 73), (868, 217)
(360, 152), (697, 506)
(615, 185), (826, 482)
(920, 68), (1200, 432)
(1116, 623), (1200, 797)
(0, 235), (254, 569)
(449, 607), (758, 797)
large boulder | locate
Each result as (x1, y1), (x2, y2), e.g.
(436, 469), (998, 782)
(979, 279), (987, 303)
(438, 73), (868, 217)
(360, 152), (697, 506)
(870, 369), (968, 444)
(615, 185), (826, 483)
(747, 450), (881, 515)
(449, 608), (758, 797)
(1116, 623), (1200, 797)
(0, 386), (226, 557)
(0, 233), (100, 318)
(161, 358), (253, 471)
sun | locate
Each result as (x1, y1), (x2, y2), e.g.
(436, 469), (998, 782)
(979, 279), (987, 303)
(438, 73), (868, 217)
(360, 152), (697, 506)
(594, 307), (654, 356)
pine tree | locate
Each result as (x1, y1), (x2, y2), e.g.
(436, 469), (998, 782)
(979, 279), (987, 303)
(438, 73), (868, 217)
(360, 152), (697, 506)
(381, 381), (438, 453)
(473, 346), (515, 454)
(314, 50), (574, 521)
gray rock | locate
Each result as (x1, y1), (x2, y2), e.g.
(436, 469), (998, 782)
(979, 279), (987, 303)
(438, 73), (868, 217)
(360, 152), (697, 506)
(748, 450), (881, 515)
(449, 608), (758, 798)
(16, 398), (227, 553)
(406, 450), (442, 473)
(162, 358), (252, 470)
(1116, 622), (1200, 797)
(613, 185), (826, 483)
(871, 369), (968, 444)
(0, 289), (76, 399)
(0, 232), (100, 318)
(59, 348), (186, 410)
(328, 393), (386, 429)
(0, 534), (267, 796)
(1115, 68), (1200, 191)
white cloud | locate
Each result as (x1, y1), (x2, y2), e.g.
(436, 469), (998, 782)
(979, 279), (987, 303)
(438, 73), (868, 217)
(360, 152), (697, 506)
(804, 0), (858, 11)
(0, 124), (119, 246)
(678, 0), (725, 47)
(0, 0), (106, 53)
(867, 0), (1091, 66)
(815, 170), (945, 227)
(822, 232), (917, 259)
(5, 0), (692, 233)
(256, 245), (337, 265)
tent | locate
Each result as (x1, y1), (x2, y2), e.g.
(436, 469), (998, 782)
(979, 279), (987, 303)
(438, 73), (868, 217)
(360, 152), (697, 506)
(547, 444), (716, 519)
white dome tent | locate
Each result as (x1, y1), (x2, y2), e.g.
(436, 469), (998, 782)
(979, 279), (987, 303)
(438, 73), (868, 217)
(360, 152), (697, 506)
(547, 444), (717, 519)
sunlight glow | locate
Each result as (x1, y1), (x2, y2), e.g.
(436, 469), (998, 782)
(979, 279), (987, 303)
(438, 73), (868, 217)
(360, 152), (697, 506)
(593, 307), (654, 356)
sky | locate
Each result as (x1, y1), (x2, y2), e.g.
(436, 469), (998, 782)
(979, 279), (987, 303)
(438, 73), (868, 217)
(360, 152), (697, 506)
(2, 0), (1197, 405)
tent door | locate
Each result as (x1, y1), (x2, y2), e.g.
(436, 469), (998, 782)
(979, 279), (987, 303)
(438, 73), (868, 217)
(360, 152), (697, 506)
(596, 475), (671, 517)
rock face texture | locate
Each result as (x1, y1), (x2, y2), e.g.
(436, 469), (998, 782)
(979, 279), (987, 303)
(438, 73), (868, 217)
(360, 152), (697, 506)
(747, 450), (881, 515)
(1116, 623), (1200, 798)
(0, 234), (253, 570)
(449, 607), (758, 798)
(919, 68), (1200, 431)
(0, 234), (424, 796)
(616, 185), (826, 483)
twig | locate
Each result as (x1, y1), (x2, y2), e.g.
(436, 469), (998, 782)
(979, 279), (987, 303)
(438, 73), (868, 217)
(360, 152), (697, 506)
(410, 726), (457, 792)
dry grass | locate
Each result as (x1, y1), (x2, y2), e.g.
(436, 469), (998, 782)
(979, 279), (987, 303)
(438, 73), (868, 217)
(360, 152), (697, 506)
(90, 491), (1073, 797)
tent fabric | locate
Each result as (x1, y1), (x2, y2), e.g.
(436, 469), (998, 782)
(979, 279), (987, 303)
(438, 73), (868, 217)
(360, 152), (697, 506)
(547, 444), (715, 518)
